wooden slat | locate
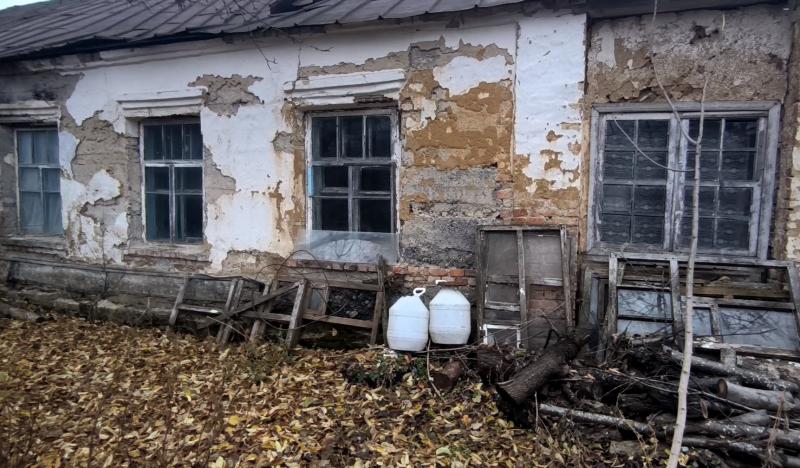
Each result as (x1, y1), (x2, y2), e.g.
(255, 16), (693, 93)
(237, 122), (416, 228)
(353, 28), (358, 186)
(599, 255), (619, 361)
(786, 264), (800, 335)
(249, 280), (273, 343)
(560, 227), (574, 328)
(669, 258), (681, 340)
(285, 280), (309, 348)
(476, 229), (487, 336)
(275, 276), (380, 292)
(168, 275), (189, 327)
(217, 278), (244, 344)
(516, 230), (529, 348)
(179, 304), (223, 314)
(369, 256), (385, 345)
(196, 281), (300, 330)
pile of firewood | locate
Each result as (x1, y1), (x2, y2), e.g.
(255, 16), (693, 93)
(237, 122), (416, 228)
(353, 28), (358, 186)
(439, 336), (800, 467)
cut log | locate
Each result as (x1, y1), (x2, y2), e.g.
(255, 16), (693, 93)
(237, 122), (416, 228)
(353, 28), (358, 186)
(730, 409), (772, 426)
(684, 418), (800, 452)
(666, 347), (799, 394)
(536, 403), (655, 436)
(472, 345), (515, 383)
(681, 437), (800, 468)
(717, 379), (797, 413)
(496, 336), (585, 405)
(0, 303), (42, 322)
(430, 360), (463, 392)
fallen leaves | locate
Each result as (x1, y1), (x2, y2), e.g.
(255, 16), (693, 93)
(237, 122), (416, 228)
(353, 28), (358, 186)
(0, 316), (666, 466)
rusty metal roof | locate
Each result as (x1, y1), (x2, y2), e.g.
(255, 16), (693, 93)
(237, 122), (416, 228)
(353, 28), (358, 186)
(0, 0), (528, 61)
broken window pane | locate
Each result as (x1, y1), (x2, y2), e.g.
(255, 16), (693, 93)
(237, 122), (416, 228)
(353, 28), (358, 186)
(603, 151), (633, 180)
(313, 117), (337, 159)
(319, 166), (348, 192)
(318, 198), (348, 231)
(602, 184), (631, 213)
(358, 199), (392, 233)
(724, 119), (758, 149)
(605, 120), (634, 147)
(599, 214), (631, 244)
(340, 116), (363, 158)
(368, 115), (391, 158)
(146, 193), (171, 240)
(175, 167), (202, 192)
(176, 194), (203, 241)
(360, 167), (391, 192)
(637, 120), (669, 148)
(143, 125), (163, 160)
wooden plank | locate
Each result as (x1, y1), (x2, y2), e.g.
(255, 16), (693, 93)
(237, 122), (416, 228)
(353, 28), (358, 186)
(599, 255), (619, 361)
(517, 230), (529, 348)
(484, 301), (521, 312)
(217, 279), (243, 344)
(168, 275), (189, 327)
(275, 276), (380, 292)
(305, 313), (374, 329)
(560, 227), (574, 328)
(179, 304), (223, 314)
(369, 257), (385, 345)
(249, 280), (274, 343)
(486, 274), (563, 287)
(285, 280), (309, 348)
(695, 341), (800, 362)
(196, 281), (300, 330)
(786, 264), (800, 336)
(476, 229), (487, 337)
(669, 258), (681, 341)
(586, 252), (793, 268)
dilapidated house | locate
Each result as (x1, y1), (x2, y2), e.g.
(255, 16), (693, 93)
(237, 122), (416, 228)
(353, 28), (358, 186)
(1, 0), (799, 353)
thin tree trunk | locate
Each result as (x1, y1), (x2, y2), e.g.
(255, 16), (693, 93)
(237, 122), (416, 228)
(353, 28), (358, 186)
(667, 79), (708, 468)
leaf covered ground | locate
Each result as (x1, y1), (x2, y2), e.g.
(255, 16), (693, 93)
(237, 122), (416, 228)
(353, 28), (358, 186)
(0, 316), (674, 467)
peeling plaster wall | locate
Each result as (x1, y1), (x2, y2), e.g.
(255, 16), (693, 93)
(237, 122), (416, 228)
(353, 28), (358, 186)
(0, 4), (589, 275)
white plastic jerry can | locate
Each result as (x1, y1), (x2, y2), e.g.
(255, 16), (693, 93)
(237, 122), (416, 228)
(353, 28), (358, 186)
(429, 281), (471, 345)
(387, 288), (429, 352)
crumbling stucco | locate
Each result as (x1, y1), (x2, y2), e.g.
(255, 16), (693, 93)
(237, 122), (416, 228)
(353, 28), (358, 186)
(189, 74), (264, 117)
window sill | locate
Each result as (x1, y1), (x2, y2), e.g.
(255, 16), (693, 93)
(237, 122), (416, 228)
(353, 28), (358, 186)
(124, 242), (210, 262)
(1, 235), (67, 252)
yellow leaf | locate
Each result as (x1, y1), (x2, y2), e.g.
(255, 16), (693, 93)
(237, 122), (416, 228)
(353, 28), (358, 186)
(211, 456), (226, 468)
(227, 415), (240, 426)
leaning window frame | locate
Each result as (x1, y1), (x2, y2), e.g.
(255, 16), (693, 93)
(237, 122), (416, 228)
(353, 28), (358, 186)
(304, 108), (398, 234)
(139, 118), (204, 244)
(14, 126), (63, 236)
(588, 102), (780, 260)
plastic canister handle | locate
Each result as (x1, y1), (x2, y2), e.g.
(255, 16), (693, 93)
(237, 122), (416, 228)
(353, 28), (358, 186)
(413, 288), (426, 296)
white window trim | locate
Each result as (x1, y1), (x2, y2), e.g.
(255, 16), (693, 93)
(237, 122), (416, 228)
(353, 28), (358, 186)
(14, 126), (63, 237)
(303, 107), (400, 235)
(138, 118), (204, 244)
(588, 102), (780, 259)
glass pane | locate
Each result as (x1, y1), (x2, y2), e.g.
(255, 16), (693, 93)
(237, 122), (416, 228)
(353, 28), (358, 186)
(358, 199), (392, 233)
(360, 167), (391, 192)
(635, 151), (667, 180)
(686, 151), (720, 181)
(143, 126), (163, 160)
(723, 119), (758, 149)
(340, 116), (363, 158)
(680, 217), (715, 248)
(637, 120), (669, 148)
(603, 151), (633, 180)
(602, 184), (631, 213)
(44, 192), (62, 235)
(313, 117), (337, 159)
(719, 187), (752, 217)
(319, 166), (348, 192)
(19, 192), (43, 233)
(176, 194), (203, 241)
(631, 216), (663, 245)
(600, 214), (630, 243)
(17, 131), (33, 164)
(164, 124), (182, 160)
(32, 130), (58, 164)
(367, 115), (391, 158)
(145, 193), (171, 240)
(19, 167), (40, 191)
(175, 167), (202, 192)
(185, 124), (203, 160)
(683, 186), (716, 217)
(618, 320), (670, 336)
(693, 309), (714, 337)
(317, 198), (348, 231)
(719, 308), (799, 351)
(721, 151), (755, 181)
(145, 167), (170, 192)
(618, 289), (671, 319)
(633, 185), (666, 213)
(716, 218), (749, 250)
(42, 168), (60, 192)
(604, 120), (634, 147)
(689, 119), (721, 150)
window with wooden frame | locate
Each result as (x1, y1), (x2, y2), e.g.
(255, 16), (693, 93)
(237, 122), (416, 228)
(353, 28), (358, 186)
(308, 110), (395, 233)
(589, 103), (779, 258)
(16, 128), (62, 235)
(141, 120), (203, 243)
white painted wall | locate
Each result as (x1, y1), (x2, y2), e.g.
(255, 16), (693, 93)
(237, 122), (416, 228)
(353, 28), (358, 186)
(37, 8), (586, 271)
